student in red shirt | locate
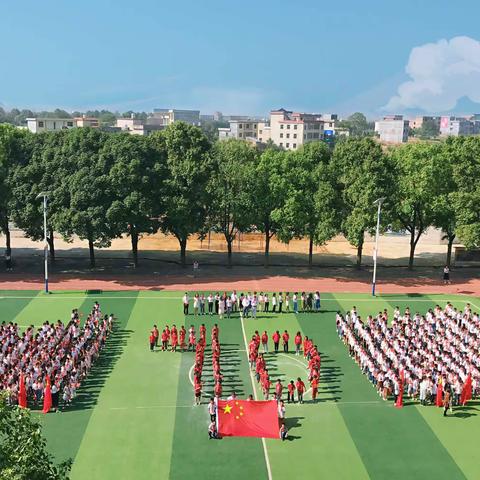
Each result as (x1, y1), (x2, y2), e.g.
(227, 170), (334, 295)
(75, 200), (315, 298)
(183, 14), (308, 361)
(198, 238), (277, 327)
(153, 325), (159, 347)
(194, 377), (202, 406)
(282, 330), (290, 353)
(294, 332), (302, 356)
(161, 330), (169, 351)
(261, 331), (268, 353)
(287, 380), (296, 403)
(296, 377), (306, 404)
(149, 331), (155, 352)
(179, 326), (186, 351)
(311, 376), (319, 402)
(171, 331), (178, 352)
(275, 379), (283, 401)
(272, 331), (280, 353)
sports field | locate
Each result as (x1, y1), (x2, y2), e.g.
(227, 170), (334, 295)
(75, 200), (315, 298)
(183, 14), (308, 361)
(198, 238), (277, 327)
(3, 290), (480, 480)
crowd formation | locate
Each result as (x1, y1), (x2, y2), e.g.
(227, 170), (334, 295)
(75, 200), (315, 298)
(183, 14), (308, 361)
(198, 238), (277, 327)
(182, 291), (322, 317)
(337, 302), (477, 414)
(1, 302), (114, 411)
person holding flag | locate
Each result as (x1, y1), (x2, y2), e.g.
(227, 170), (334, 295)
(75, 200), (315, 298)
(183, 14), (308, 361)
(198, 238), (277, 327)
(436, 378), (443, 408)
(43, 376), (52, 414)
(460, 373), (472, 406)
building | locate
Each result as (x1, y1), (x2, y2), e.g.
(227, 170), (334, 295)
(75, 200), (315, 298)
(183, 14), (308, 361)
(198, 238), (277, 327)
(409, 116), (441, 130)
(218, 119), (260, 140)
(257, 122), (271, 143)
(374, 115), (409, 143)
(74, 116), (100, 128)
(26, 117), (76, 133)
(440, 116), (480, 136)
(151, 108), (200, 126)
(115, 117), (164, 136)
(269, 108), (324, 150)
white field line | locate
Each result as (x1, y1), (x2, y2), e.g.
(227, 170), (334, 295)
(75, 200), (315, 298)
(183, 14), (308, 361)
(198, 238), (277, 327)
(0, 296), (477, 302)
(240, 316), (273, 480)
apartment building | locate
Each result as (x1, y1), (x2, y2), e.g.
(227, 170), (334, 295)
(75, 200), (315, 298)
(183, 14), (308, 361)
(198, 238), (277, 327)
(151, 108), (200, 126)
(409, 116), (441, 130)
(74, 116), (100, 128)
(374, 115), (409, 143)
(440, 116), (480, 136)
(26, 117), (76, 133)
(269, 108), (324, 150)
(116, 118), (164, 136)
(218, 120), (259, 140)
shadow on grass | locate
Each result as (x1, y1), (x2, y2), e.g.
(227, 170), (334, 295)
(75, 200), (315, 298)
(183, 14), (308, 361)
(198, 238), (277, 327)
(64, 327), (133, 411)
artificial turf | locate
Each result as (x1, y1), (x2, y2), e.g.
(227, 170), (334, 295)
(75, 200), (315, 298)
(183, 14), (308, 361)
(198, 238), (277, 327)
(1, 290), (479, 480)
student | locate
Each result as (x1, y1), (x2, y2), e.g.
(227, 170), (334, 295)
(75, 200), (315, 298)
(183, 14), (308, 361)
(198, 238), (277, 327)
(278, 292), (283, 313)
(293, 293), (298, 314)
(279, 423), (288, 441)
(208, 421), (218, 439)
(287, 380), (295, 403)
(285, 292), (290, 313)
(149, 331), (155, 352)
(183, 293), (189, 315)
(193, 294), (200, 316)
(153, 325), (159, 347)
(208, 397), (216, 422)
(294, 332), (302, 356)
(208, 293), (214, 315)
(443, 266), (451, 285)
(271, 293), (277, 313)
(443, 386), (451, 416)
(261, 331), (269, 353)
(282, 330), (290, 353)
(272, 331), (280, 353)
(264, 293), (269, 312)
(296, 377), (306, 404)
(314, 291), (321, 311)
(200, 294), (206, 315)
(275, 380), (283, 401)
(278, 400), (286, 424)
(311, 376), (319, 403)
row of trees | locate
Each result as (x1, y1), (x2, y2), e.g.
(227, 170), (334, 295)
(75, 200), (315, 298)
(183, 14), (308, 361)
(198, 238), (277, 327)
(1, 122), (479, 270)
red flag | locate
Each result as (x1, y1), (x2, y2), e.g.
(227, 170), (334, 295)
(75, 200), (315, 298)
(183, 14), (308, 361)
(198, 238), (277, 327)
(436, 380), (443, 407)
(42, 376), (52, 414)
(18, 374), (27, 409)
(217, 399), (279, 439)
(394, 371), (404, 409)
(460, 374), (472, 406)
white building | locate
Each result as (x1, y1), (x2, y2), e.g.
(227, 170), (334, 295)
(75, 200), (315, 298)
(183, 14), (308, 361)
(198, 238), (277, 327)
(26, 118), (76, 133)
(269, 108), (324, 150)
(116, 117), (164, 136)
(375, 115), (409, 143)
(440, 116), (480, 136)
(150, 108), (200, 126)
(218, 119), (259, 140)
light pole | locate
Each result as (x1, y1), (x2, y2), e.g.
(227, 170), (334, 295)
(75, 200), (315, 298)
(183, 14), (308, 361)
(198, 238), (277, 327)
(372, 197), (385, 296)
(36, 192), (50, 294)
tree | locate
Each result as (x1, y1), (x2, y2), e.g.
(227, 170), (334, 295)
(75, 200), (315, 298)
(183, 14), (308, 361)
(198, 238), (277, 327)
(104, 133), (166, 267)
(337, 112), (374, 137)
(209, 139), (256, 267)
(447, 136), (480, 254)
(390, 143), (446, 269)
(0, 125), (31, 256)
(151, 122), (213, 267)
(54, 128), (114, 268)
(416, 119), (440, 139)
(0, 393), (71, 479)
(252, 148), (286, 267)
(274, 142), (339, 267)
(331, 138), (395, 268)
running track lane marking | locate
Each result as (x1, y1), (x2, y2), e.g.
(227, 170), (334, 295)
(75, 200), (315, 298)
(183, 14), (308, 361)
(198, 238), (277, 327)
(240, 316), (273, 480)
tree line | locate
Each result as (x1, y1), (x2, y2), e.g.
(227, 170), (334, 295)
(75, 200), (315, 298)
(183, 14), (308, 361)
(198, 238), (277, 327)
(0, 121), (479, 270)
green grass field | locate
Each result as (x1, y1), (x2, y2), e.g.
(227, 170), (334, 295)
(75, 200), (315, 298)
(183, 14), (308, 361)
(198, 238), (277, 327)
(2, 290), (480, 480)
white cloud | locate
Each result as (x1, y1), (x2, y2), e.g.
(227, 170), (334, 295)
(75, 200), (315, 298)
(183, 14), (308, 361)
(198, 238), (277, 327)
(384, 36), (480, 112)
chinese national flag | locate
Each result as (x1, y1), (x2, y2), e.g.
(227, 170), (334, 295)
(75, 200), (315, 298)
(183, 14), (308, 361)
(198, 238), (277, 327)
(217, 399), (279, 439)
(460, 374), (472, 406)
(18, 374), (27, 409)
(42, 376), (52, 414)
(394, 370), (404, 409)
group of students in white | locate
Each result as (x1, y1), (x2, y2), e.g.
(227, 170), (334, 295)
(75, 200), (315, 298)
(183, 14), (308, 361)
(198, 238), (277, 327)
(183, 291), (322, 318)
(336, 302), (479, 410)
(1, 302), (114, 411)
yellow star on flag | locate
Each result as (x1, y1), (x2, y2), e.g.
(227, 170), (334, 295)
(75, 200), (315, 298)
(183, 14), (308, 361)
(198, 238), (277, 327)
(223, 404), (232, 414)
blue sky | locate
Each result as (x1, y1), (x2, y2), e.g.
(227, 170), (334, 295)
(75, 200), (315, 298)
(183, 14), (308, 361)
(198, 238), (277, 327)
(1, 0), (480, 117)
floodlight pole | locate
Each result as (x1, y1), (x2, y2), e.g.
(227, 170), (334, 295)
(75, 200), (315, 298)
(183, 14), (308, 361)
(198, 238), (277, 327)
(36, 192), (50, 293)
(372, 197), (385, 296)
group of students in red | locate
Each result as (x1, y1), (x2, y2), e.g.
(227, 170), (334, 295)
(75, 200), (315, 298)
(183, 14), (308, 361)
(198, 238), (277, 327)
(248, 329), (322, 403)
(192, 324), (220, 405)
(149, 323), (218, 353)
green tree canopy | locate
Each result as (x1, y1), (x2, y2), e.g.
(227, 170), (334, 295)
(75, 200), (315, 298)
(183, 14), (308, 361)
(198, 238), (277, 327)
(151, 122), (213, 266)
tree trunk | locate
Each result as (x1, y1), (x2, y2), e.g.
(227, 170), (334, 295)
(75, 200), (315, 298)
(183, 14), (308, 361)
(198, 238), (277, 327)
(308, 236), (314, 268)
(179, 237), (187, 267)
(408, 229), (416, 270)
(131, 230), (139, 268)
(227, 239), (233, 268)
(356, 235), (364, 270)
(264, 226), (270, 268)
(446, 235), (455, 268)
(5, 224), (11, 257)
(47, 228), (55, 263)
(88, 239), (95, 269)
